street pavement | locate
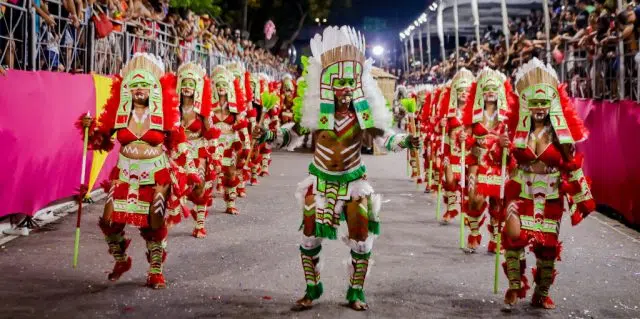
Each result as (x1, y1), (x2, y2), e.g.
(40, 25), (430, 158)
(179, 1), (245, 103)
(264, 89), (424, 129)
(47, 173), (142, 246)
(1, 151), (639, 319)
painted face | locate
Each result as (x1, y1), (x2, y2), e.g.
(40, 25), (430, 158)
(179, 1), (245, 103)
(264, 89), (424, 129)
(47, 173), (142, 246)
(332, 78), (355, 105)
(482, 84), (499, 103)
(181, 78), (196, 97)
(130, 81), (151, 104)
(456, 87), (469, 107)
(216, 81), (228, 96)
(528, 99), (551, 121)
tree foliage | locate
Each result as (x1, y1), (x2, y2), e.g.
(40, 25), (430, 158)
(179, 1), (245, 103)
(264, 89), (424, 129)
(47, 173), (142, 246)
(170, 0), (223, 16)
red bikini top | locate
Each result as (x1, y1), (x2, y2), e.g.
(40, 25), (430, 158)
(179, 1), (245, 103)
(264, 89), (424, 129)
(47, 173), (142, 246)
(513, 143), (563, 167)
(211, 112), (235, 125)
(116, 128), (165, 146)
(185, 118), (203, 133)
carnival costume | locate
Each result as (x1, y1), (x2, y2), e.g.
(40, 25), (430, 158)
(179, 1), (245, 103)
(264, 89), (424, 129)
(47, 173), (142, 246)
(226, 63), (252, 198)
(424, 86), (444, 193)
(279, 74), (296, 124)
(248, 73), (280, 182)
(175, 62), (221, 238)
(210, 65), (248, 214)
(461, 67), (516, 252)
(501, 58), (595, 310)
(256, 26), (418, 311)
(440, 69), (474, 223)
(77, 53), (185, 289)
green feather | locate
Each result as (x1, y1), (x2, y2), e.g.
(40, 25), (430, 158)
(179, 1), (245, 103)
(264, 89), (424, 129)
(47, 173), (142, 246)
(261, 92), (277, 111)
(400, 98), (417, 113)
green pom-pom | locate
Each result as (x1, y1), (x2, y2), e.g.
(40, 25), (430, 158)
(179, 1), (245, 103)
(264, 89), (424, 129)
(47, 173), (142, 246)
(261, 92), (278, 111)
(400, 98), (417, 113)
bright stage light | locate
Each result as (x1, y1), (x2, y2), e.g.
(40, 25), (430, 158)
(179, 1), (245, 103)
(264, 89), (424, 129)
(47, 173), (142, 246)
(372, 45), (384, 56)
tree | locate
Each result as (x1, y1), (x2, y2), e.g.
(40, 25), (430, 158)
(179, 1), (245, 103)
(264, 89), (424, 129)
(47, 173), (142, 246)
(170, 0), (223, 16)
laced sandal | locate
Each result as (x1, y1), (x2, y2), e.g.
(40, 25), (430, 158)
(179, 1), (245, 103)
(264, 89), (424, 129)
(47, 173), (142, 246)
(349, 300), (369, 311)
(291, 297), (313, 311)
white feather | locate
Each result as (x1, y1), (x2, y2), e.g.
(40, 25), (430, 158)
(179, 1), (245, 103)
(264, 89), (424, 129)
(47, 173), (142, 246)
(362, 59), (393, 130)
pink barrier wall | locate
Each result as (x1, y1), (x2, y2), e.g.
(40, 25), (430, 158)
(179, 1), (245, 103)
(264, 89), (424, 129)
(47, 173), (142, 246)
(573, 98), (640, 226)
(0, 70), (116, 218)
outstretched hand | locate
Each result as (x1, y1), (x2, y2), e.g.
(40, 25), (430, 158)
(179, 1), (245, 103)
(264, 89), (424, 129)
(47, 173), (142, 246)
(499, 132), (510, 148)
(82, 115), (93, 128)
(252, 126), (265, 139)
(409, 135), (421, 149)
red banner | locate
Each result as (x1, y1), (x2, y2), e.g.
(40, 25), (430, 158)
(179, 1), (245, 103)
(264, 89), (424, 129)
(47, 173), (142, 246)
(573, 98), (640, 226)
(0, 70), (116, 217)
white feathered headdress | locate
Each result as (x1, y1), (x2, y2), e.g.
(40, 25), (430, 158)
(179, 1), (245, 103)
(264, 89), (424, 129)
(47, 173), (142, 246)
(301, 26), (391, 131)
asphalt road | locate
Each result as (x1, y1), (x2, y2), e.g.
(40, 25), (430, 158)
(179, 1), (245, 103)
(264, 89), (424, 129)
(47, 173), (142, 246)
(1, 151), (639, 319)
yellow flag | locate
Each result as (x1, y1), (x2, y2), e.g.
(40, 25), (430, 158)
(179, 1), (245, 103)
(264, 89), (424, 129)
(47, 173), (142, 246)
(86, 74), (113, 196)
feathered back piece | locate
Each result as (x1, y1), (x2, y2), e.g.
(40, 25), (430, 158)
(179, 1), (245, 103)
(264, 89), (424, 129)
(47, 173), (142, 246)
(511, 58), (587, 147)
(301, 25), (391, 131)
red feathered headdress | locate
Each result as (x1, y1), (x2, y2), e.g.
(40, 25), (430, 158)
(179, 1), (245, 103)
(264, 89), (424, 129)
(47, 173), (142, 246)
(558, 83), (588, 142)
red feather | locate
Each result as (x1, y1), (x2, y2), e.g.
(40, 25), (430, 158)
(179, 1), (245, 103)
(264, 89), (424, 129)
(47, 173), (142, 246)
(419, 92), (432, 122)
(506, 81), (521, 141)
(232, 118), (249, 131)
(462, 81), (478, 126)
(233, 77), (245, 113)
(438, 87), (451, 119)
(97, 75), (122, 135)
(244, 71), (253, 103)
(160, 73), (180, 132)
(200, 76), (213, 118)
(558, 83), (588, 142)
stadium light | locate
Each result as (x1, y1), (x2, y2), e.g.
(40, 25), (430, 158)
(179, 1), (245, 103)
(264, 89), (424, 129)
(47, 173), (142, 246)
(315, 18), (320, 23)
(414, 20), (419, 27)
(372, 45), (384, 56)
(323, 18), (327, 23)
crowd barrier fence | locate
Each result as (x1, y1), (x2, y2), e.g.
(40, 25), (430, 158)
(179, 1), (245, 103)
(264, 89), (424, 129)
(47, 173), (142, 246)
(1, 0), (287, 78)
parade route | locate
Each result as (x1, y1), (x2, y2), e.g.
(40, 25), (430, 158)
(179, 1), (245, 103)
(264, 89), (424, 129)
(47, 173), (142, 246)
(1, 151), (639, 319)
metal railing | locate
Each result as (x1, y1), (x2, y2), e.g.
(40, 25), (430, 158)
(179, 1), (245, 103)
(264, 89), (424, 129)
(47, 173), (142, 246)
(1, 0), (289, 78)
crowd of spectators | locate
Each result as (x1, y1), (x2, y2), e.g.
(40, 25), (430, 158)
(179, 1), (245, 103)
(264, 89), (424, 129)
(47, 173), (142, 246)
(0, 0), (295, 75)
(403, 0), (640, 99)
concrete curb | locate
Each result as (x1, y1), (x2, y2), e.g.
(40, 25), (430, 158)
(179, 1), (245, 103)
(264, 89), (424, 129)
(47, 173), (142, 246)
(0, 190), (106, 246)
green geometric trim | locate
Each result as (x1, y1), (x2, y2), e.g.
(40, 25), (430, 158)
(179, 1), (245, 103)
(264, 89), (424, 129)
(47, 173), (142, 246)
(308, 163), (366, 183)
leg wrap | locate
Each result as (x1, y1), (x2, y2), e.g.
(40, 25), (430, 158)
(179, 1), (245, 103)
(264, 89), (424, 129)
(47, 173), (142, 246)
(344, 236), (374, 303)
(98, 218), (129, 262)
(140, 227), (168, 275)
(532, 246), (559, 297)
(223, 177), (240, 208)
(443, 189), (460, 220)
(502, 248), (529, 298)
(193, 205), (206, 230)
(300, 236), (323, 300)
